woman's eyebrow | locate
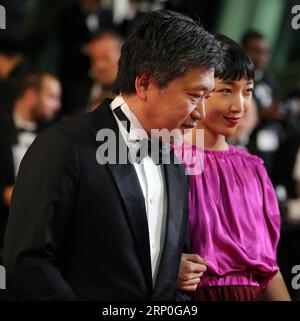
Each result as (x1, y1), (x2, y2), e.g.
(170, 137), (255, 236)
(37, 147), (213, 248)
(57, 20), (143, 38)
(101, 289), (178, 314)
(219, 80), (254, 86)
(220, 80), (234, 85)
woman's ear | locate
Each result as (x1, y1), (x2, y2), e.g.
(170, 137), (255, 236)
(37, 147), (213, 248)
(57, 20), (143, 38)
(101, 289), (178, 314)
(135, 71), (151, 100)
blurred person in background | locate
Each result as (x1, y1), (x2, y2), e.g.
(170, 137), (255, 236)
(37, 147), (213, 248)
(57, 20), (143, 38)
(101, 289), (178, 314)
(273, 89), (300, 221)
(272, 89), (300, 300)
(87, 30), (122, 110)
(242, 30), (279, 120)
(26, 0), (115, 117)
(56, 0), (114, 116)
(0, 37), (31, 119)
(242, 31), (285, 181)
(0, 72), (61, 266)
(115, 0), (144, 38)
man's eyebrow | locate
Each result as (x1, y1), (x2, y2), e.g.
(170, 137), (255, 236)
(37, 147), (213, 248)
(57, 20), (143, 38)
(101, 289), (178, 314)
(189, 86), (215, 92)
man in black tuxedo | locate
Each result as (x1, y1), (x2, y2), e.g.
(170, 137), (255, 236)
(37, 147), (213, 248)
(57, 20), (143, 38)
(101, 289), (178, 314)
(3, 10), (222, 300)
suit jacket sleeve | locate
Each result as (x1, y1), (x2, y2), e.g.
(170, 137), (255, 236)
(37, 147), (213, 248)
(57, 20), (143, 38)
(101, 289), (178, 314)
(183, 174), (191, 254)
(0, 134), (13, 211)
(3, 127), (80, 300)
(175, 174), (193, 301)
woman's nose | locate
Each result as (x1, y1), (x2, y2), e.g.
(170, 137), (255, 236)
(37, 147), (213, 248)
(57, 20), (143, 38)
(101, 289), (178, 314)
(230, 96), (244, 113)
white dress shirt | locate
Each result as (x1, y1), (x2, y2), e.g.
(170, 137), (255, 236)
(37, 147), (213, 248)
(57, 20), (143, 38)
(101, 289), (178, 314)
(12, 115), (38, 178)
(110, 95), (167, 283)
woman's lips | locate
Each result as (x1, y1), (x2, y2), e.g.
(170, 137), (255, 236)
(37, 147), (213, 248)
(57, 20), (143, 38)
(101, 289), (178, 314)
(223, 116), (241, 126)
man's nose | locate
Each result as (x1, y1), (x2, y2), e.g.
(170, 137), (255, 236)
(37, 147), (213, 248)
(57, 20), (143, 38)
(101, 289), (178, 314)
(191, 98), (205, 120)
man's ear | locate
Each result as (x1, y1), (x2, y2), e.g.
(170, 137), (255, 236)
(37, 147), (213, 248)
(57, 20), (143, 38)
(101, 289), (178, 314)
(135, 71), (151, 100)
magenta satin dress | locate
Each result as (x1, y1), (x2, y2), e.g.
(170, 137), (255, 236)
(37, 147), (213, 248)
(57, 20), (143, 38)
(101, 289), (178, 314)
(174, 143), (280, 294)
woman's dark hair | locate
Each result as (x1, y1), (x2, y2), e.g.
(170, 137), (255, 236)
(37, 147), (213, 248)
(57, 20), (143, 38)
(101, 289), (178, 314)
(214, 34), (255, 81)
(114, 10), (224, 94)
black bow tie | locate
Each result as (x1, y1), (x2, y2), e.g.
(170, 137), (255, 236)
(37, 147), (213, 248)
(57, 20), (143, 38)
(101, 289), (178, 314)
(16, 127), (38, 135)
(135, 138), (167, 164)
(113, 106), (169, 164)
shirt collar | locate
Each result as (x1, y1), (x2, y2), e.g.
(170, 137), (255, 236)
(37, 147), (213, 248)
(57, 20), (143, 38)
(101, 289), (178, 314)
(110, 95), (149, 142)
(13, 114), (38, 132)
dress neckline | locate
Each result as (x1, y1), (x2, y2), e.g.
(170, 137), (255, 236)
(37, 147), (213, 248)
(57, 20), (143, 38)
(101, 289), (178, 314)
(203, 145), (234, 155)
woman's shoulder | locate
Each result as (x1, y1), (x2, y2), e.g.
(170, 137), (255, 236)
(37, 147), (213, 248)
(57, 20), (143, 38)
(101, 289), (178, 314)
(201, 144), (264, 166)
(203, 145), (267, 177)
(173, 142), (265, 171)
(228, 145), (264, 165)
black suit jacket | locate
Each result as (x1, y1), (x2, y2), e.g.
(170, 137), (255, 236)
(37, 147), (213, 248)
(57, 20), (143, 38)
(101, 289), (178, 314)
(0, 114), (19, 202)
(0, 115), (19, 264)
(0, 114), (48, 263)
(3, 99), (190, 300)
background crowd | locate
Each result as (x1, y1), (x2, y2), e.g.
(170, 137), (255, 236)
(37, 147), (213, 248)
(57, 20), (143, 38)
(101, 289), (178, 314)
(0, 0), (300, 300)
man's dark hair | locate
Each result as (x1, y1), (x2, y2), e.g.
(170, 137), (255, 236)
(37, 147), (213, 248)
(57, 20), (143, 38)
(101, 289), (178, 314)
(15, 72), (58, 100)
(214, 34), (255, 82)
(113, 10), (223, 94)
(89, 29), (124, 46)
(15, 72), (42, 100)
(241, 30), (265, 48)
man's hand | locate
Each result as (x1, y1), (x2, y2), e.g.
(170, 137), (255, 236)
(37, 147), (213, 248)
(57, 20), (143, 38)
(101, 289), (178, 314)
(176, 253), (208, 292)
(2, 185), (14, 207)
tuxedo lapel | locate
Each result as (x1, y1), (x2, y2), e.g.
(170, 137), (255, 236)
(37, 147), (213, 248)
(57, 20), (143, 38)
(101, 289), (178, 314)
(107, 163), (153, 288)
(89, 100), (152, 289)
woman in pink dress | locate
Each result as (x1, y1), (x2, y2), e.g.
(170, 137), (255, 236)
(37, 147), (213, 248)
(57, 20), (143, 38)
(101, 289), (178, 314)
(175, 35), (290, 301)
